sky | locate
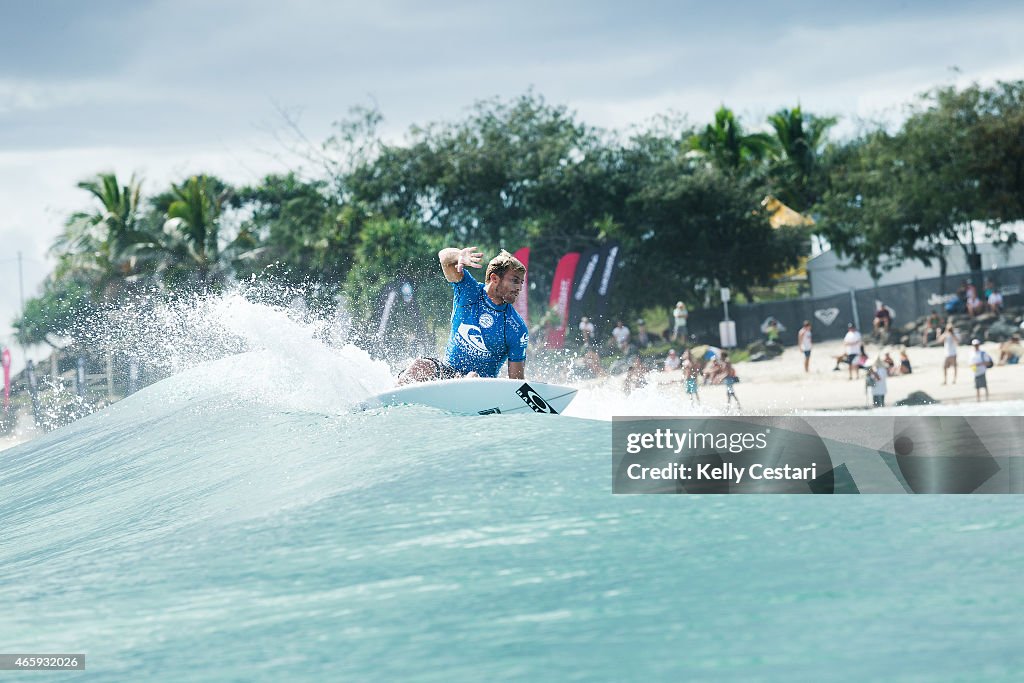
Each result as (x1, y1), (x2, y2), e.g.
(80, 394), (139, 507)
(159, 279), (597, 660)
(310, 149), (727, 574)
(1, 0), (1023, 350)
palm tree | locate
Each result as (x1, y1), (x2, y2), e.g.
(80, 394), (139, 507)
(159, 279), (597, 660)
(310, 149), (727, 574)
(51, 172), (157, 299)
(767, 106), (836, 211)
(689, 106), (776, 174)
(159, 175), (230, 286)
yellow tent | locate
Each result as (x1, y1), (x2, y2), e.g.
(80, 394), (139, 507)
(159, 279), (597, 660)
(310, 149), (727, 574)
(761, 195), (812, 281)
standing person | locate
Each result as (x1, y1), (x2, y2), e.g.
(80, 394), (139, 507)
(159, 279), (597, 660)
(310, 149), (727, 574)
(578, 316), (595, 346)
(969, 339), (992, 402)
(868, 359), (888, 408)
(843, 323), (863, 380)
(797, 320), (813, 373)
(720, 352), (741, 410)
(634, 319), (652, 348)
(672, 301), (689, 342)
(611, 321), (631, 352)
(399, 246), (527, 383)
(940, 324), (960, 385)
(623, 355), (648, 395)
(681, 350), (701, 405)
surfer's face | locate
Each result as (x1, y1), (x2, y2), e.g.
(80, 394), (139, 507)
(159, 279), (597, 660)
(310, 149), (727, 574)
(491, 272), (523, 304)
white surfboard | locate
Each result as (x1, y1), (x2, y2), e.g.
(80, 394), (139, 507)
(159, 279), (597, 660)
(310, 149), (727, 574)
(357, 378), (577, 416)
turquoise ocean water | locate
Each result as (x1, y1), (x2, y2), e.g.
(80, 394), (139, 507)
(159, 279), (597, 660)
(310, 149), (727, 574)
(2, 297), (1023, 681)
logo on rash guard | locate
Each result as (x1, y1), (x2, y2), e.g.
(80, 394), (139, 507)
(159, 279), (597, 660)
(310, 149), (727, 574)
(520, 332), (528, 347)
(458, 323), (489, 354)
(479, 313), (494, 329)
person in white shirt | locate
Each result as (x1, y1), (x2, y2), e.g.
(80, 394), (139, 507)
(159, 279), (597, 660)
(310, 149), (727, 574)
(611, 321), (630, 352)
(869, 359), (888, 407)
(969, 339), (992, 402)
(797, 320), (813, 373)
(672, 302), (689, 341)
(578, 316), (595, 345)
(940, 324), (959, 385)
(664, 349), (681, 372)
(843, 323), (863, 380)
(987, 290), (1004, 315)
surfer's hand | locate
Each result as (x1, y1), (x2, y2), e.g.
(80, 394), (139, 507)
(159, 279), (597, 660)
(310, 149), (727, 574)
(457, 246), (483, 273)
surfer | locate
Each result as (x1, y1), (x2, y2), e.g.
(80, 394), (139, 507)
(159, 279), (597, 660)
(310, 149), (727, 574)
(399, 246), (528, 383)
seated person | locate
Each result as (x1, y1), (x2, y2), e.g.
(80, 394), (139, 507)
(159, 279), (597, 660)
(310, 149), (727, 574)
(998, 335), (1022, 365)
(988, 290), (1004, 316)
(702, 357), (724, 385)
(872, 302), (892, 335)
(897, 349), (912, 375)
(923, 309), (942, 345)
(966, 293), (984, 316)
(634, 319), (652, 348)
(663, 349), (681, 372)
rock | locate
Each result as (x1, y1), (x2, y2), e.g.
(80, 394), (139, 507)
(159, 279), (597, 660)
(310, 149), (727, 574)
(985, 318), (1018, 342)
(895, 391), (939, 407)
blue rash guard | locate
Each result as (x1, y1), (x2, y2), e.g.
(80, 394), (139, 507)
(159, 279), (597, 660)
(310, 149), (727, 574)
(444, 271), (528, 378)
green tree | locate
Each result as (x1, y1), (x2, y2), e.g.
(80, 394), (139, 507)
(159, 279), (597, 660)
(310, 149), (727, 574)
(149, 174), (238, 288)
(815, 81), (1022, 280)
(767, 106), (836, 212)
(231, 172), (360, 284)
(689, 106), (776, 176)
(51, 172), (156, 300)
(14, 278), (98, 348)
(342, 216), (448, 348)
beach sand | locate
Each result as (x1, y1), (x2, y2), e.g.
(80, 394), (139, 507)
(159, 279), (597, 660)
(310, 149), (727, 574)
(644, 338), (1023, 413)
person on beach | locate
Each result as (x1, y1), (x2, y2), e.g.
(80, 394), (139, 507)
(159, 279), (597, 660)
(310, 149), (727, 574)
(672, 301), (689, 342)
(623, 355), (648, 395)
(797, 320), (812, 373)
(898, 349), (912, 375)
(998, 334), (1022, 365)
(720, 352), (741, 410)
(987, 289), (1004, 316)
(969, 339), (992, 402)
(681, 350), (701, 405)
(611, 321), (631, 353)
(634, 319), (652, 348)
(843, 323), (863, 380)
(940, 324), (960, 385)
(664, 349), (681, 372)
(867, 359), (888, 408)
(923, 309), (942, 345)
(399, 246), (527, 383)
(872, 301), (892, 337)
(578, 316), (595, 346)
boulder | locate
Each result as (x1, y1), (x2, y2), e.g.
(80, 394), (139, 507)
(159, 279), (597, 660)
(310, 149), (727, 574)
(895, 391), (939, 407)
(983, 319), (1015, 342)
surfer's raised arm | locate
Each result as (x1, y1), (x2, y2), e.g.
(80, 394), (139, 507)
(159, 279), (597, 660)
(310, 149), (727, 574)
(438, 246), (483, 283)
